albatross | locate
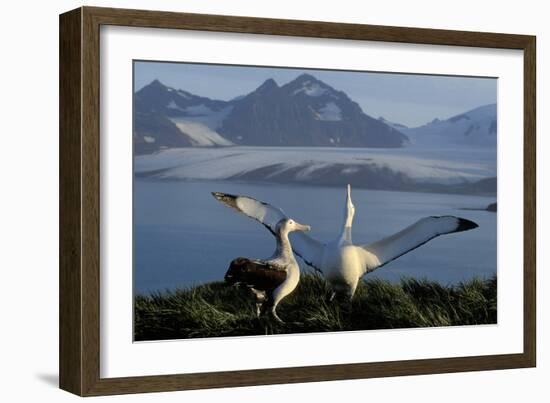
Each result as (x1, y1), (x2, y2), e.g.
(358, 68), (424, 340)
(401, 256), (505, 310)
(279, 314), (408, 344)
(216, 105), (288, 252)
(222, 214), (311, 322)
(212, 186), (479, 300)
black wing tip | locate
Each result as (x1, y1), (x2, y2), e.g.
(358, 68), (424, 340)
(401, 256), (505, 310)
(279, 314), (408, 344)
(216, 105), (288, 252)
(456, 218), (479, 232)
(211, 191), (230, 200)
(211, 191), (239, 207)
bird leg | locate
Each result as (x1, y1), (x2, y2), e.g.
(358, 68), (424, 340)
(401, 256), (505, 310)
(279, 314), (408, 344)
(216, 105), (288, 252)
(256, 303), (263, 318)
(250, 288), (287, 324)
(329, 281), (357, 303)
(250, 288), (267, 318)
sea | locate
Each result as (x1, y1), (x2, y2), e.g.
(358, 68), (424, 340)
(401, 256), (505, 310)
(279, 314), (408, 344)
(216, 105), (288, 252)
(134, 179), (497, 294)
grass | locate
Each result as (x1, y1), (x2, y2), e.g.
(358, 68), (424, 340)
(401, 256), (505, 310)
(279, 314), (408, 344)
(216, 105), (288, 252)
(134, 274), (497, 341)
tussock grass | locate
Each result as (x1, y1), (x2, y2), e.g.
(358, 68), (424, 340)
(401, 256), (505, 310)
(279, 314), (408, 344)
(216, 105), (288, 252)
(134, 274), (497, 341)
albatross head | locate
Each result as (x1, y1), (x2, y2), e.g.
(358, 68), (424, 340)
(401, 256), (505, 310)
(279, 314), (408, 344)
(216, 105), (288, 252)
(277, 218), (311, 234)
(344, 184), (355, 227)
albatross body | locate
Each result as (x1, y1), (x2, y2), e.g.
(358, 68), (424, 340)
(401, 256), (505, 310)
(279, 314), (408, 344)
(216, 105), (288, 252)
(213, 186), (478, 300)
(223, 217), (310, 322)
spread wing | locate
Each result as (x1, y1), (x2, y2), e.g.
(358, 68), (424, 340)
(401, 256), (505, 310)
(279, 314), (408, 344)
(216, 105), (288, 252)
(212, 192), (325, 272)
(359, 216), (479, 273)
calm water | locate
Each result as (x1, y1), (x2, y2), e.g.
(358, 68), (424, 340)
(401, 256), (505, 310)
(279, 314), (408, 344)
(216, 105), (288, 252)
(134, 180), (497, 294)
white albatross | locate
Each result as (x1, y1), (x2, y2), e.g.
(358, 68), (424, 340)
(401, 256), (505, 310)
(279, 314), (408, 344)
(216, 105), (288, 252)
(212, 185), (479, 300)
(223, 217), (311, 322)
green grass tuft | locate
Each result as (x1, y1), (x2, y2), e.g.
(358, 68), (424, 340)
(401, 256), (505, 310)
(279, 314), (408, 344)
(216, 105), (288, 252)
(134, 274), (497, 341)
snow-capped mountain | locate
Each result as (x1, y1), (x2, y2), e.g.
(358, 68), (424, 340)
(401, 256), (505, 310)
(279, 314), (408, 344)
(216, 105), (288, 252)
(402, 104), (497, 148)
(378, 116), (409, 131)
(134, 80), (234, 153)
(219, 74), (408, 147)
(134, 112), (193, 155)
(133, 78), (496, 194)
(133, 75), (408, 153)
(134, 79), (229, 118)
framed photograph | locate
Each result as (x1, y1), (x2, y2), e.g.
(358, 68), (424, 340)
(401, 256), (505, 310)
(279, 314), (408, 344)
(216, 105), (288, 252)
(59, 6), (536, 396)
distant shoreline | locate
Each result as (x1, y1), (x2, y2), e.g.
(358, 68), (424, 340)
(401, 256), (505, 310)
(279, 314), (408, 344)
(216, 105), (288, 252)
(461, 202), (497, 213)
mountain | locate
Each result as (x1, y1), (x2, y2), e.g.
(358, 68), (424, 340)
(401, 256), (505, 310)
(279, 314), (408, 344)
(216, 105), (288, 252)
(402, 104), (497, 148)
(134, 79), (229, 118)
(133, 75), (408, 153)
(134, 112), (193, 154)
(219, 74), (408, 147)
(378, 116), (409, 131)
(134, 80), (234, 154)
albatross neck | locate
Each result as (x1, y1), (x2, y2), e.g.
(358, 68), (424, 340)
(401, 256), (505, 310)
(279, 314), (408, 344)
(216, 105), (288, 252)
(339, 209), (353, 244)
(274, 228), (293, 259)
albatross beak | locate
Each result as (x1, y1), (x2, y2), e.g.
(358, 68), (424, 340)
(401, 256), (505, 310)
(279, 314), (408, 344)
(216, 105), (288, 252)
(296, 222), (311, 232)
(347, 184), (351, 201)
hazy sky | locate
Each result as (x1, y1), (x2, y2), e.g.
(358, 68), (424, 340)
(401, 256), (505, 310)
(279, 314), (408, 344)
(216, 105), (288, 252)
(134, 61), (497, 127)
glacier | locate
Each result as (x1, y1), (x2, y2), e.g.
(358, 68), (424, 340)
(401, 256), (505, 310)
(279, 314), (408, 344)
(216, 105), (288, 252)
(134, 146), (496, 190)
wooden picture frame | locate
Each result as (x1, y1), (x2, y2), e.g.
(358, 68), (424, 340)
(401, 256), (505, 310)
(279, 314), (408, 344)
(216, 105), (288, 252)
(59, 6), (536, 396)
